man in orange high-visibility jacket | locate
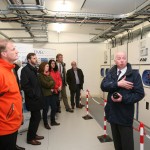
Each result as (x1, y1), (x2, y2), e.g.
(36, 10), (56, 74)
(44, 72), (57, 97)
(0, 39), (22, 150)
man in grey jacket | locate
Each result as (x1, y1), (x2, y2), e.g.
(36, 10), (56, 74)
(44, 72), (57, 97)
(56, 53), (73, 113)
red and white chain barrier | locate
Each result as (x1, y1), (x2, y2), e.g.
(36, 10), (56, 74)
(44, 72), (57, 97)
(103, 99), (107, 138)
(133, 121), (150, 150)
(86, 90), (89, 115)
(140, 122), (144, 150)
(87, 91), (104, 107)
(82, 89), (93, 120)
(84, 89), (150, 144)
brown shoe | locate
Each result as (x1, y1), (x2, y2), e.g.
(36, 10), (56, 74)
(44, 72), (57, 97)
(27, 139), (41, 145)
(51, 121), (60, 126)
(44, 124), (51, 130)
(66, 108), (74, 113)
(35, 135), (44, 140)
(76, 105), (82, 109)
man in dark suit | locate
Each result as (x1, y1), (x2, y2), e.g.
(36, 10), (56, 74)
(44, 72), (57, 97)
(21, 53), (44, 145)
(67, 61), (84, 109)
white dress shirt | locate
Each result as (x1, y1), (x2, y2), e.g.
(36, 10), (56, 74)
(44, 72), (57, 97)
(117, 66), (127, 80)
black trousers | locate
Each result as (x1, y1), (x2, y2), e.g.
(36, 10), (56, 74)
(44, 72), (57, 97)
(111, 123), (134, 150)
(27, 110), (41, 141)
(0, 131), (18, 150)
(56, 92), (61, 111)
(43, 94), (57, 124)
(70, 85), (80, 107)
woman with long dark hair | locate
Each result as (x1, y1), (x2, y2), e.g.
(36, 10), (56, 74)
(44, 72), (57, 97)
(38, 62), (60, 129)
(49, 59), (62, 114)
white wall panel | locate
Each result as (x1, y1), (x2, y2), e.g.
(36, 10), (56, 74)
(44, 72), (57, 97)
(78, 44), (105, 97)
(117, 44), (127, 53)
(128, 41), (139, 64)
(48, 32), (92, 43)
(103, 49), (111, 65)
(132, 65), (140, 119)
(33, 43), (105, 97)
(102, 65), (110, 100)
(139, 38), (150, 64)
(110, 47), (118, 66)
(128, 38), (150, 64)
(138, 88), (150, 128)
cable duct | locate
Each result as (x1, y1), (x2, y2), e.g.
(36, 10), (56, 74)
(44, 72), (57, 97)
(0, 0), (149, 42)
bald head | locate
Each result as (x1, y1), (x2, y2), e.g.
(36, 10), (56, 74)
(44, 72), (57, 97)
(115, 51), (127, 59)
(114, 51), (127, 69)
(71, 61), (77, 70)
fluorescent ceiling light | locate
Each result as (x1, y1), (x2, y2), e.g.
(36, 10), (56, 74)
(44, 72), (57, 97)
(54, 23), (65, 33)
(54, 1), (72, 11)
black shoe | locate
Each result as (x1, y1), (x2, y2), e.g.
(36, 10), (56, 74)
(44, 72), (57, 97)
(16, 145), (25, 150)
(44, 124), (51, 130)
(51, 121), (60, 126)
(66, 108), (74, 113)
(80, 104), (85, 107)
(57, 109), (61, 113)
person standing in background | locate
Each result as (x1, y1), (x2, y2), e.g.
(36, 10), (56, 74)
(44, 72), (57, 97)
(38, 62), (60, 129)
(21, 53), (44, 145)
(49, 59), (62, 119)
(56, 54), (73, 113)
(101, 51), (145, 150)
(13, 63), (25, 150)
(66, 61), (84, 109)
(0, 39), (22, 150)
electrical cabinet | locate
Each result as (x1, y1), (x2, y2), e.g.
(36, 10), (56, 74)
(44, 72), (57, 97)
(138, 88), (150, 128)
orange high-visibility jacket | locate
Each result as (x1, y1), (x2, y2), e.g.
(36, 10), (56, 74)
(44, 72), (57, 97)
(0, 58), (22, 135)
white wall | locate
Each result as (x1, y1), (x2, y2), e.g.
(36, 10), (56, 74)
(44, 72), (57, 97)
(33, 42), (106, 97)
(48, 31), (94, 43)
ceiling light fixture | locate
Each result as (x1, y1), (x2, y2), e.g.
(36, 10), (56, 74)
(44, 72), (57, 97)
(55, 0), (72, 11)
(55, 23), (64, 33)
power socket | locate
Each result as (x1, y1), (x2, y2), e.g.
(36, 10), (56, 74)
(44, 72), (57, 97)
(146, 102), (149, 110)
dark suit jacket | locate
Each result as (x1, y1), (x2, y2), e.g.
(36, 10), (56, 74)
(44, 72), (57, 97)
(21, 63), (44, 111)
(66, 68), (84, 91)
(101, 63), (145, 126)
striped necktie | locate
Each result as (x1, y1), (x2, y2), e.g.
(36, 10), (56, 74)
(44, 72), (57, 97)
(117, 70), (121, 80)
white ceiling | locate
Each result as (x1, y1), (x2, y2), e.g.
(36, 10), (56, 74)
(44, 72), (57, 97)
(0, 0), (149, 42)
(45, 0), (147, 14)
(43, 0), (149, 35)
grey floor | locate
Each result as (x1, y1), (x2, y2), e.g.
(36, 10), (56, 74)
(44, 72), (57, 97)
(17, 100), (114, 150)
(17, 97), (150, 150)
(17, 101), (114, 150)
(81, 97), (150, 150)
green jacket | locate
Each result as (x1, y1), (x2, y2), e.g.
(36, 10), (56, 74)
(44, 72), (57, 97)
(38, 73), (55, 96)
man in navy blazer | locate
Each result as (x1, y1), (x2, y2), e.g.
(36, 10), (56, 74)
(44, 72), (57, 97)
(101, 51), (144, 150)
(66, 61), (84, 109)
